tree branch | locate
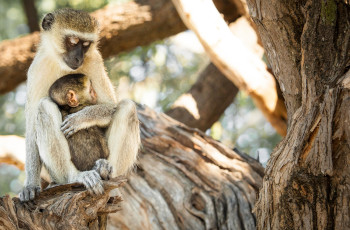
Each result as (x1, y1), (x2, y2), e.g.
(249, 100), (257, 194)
(0, 177), (126, 230)
(166, 62), (238, 131)
(0, 105), (264, 229)
(171, 0), (287, 135)
(0, 0), (242, 95)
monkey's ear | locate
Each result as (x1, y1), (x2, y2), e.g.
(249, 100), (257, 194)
(66, 90), (79, 107)
(42, 13), (55, 31)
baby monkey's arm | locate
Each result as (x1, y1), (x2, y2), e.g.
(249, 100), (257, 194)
(61, 104), (117, 138)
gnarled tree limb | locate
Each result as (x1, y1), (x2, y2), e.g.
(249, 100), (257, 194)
(0, 177), (126, 230)
(0, 105), (264, 229)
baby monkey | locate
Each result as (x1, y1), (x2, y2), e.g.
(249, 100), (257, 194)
(49, 74), (112, 180)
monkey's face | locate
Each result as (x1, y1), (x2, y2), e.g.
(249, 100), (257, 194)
(78, 80), (97, 105)
(41, 9), (99, 70)
(63, 36), (92, 70)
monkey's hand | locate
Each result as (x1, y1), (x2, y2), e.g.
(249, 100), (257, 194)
(76, 170), (104, 195)
(19, 185), (41, 202)
(61, 104), (117, 138)
(60, 112), (89, 138)
(93, 159), (113, 180)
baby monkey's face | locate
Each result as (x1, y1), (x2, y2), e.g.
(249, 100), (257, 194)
(67, 80), (97, 107)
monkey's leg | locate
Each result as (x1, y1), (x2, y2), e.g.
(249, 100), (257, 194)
(107, 99), (141, 176)
(35, 98), (104, 195)
(19, 129), (42, 201)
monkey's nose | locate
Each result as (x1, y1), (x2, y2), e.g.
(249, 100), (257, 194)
(75, 57), (83, 66)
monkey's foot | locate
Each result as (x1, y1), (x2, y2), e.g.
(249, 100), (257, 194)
(19, 185), (41, 202)
(93, 159), (113, 180)
(76, 170), (104, 195)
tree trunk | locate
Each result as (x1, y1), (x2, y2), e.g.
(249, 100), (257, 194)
(0, 177), (125, 230)
(0, 106), (264, 229)
(246, 0), (350, 229)
(21, 0), (40, 32)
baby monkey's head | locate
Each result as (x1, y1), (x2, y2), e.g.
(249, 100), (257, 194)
(49, 73), (97, 108)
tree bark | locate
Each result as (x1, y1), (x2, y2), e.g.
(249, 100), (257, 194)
(109, 105), (264, 229)
(0, 177), (125, 230)
(246, 0), (350, 229)
(21, 0), (40, 32)
(0, 106), (264, 229)
(171, 0), (287, 136)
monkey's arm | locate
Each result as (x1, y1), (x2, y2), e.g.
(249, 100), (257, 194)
(61, 104), (117, 138)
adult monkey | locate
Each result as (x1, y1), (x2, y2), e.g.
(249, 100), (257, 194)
(19, 9), (140, 201)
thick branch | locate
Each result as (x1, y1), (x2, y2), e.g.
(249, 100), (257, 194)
(166, 63), (238, 131)
(0, 0), (186, 94)
(171, 0), (287, 136)
(166, 17), (262, 131)
(0, 0), (242, 95)
(0, 177), (125, 230)
(1, 105), (264, 229)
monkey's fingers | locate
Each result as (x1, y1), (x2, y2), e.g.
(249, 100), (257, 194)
(19, 186), (41, 202)
(61, 125), (75, 138)
(19, 189), (29, 202)
(81, 171), (104, 195)
(91, 181), (104, 195)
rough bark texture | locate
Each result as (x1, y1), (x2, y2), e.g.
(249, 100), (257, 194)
(0, 177), (125, 230)
(0, 0), (243, 95)
(246, 0), (350, 229)
(108, 105), (264, 229)
(0, 106), (264, 229)
(166, 63), (238, 131)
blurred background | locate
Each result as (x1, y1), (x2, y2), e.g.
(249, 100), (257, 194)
(0, 0), (281, 196)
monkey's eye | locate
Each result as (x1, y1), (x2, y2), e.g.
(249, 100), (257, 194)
(69, 37), (79, 45)
(83, 41), (90, 47)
